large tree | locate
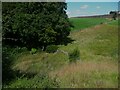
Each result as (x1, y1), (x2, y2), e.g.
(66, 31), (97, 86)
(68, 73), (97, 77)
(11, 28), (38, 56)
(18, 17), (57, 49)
(2, 2), (72, 50)
(109, 11), (117, 20)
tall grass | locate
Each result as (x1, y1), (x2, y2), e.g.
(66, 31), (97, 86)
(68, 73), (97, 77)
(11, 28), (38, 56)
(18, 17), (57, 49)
(69, 47), (80, 62)
(4, 18), (118, 88)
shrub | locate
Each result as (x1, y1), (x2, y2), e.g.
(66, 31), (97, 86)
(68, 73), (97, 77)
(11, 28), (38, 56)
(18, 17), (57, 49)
(20, 47), (28, 52)
(69, 47), (80, 62)
(2, 47), (16, 84)
(46, 45), (58, 53)
(37, 48), (42, 52)
(31, 48), (37, 54)
(13, 47), (28, 54)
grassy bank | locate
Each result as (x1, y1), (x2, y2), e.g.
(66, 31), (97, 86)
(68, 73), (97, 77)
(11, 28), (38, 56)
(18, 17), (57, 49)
(3, 19), (118, 88)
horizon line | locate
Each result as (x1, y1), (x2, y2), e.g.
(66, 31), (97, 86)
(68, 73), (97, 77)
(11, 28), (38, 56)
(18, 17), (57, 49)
(68, 13), (120, 18)
(66, 0), (120, 2)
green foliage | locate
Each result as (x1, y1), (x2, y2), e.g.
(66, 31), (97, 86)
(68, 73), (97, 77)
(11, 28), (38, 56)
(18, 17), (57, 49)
(109, 11), (117, 20)
(12, 47), (28, 54)
(46, 45), (58, 53)
(4, 73), (59, 88)
(2, 47), (14, 83)
(37, 74), (59, 88)
(37, 48), (42, 52)
(31, 48), (37, 54)
(109, 20), (118, 25)
(2, 2), (72, 49)
(69, 47), (80, 62)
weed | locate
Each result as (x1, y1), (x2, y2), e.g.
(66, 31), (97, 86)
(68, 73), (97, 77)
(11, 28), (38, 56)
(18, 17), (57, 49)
(31, 48), (37, 54)
(46, 45), (58, 53)
(69, 47), (80, 62)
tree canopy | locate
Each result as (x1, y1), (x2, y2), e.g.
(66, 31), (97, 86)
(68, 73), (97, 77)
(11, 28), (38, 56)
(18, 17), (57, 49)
(2, 2), (72, 50)
(109, 11), (117, 20)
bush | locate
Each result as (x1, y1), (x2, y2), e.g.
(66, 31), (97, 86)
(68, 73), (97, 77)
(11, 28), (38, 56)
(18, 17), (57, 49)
(69, 47), (80, 62)
(46, 45), (58, 53)
(13, 47), (28, 54)
(20, 47), (28, 52)
(2, 47), (16, 84)
(31, 48), (37, 54)
(37, 48), (42, 52)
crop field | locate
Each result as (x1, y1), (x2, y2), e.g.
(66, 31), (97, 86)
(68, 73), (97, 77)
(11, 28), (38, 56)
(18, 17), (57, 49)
(3, 18), (118, 88)
(69, 18), (110, 31)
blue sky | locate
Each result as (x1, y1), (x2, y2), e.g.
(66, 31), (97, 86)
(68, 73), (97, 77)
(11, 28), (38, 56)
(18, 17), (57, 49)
(66, 0), (119, 2)
(66, 2), (118, 17)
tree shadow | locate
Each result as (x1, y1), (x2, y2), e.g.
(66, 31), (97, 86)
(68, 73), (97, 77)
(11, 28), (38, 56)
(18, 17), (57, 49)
(63, 37), (75, 46)
(56, 37), (75, 46)
(2, 47), (37, 86)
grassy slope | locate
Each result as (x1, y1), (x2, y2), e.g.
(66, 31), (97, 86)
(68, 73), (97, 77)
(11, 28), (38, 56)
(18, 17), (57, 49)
(69, 18), (110, 31)
(54, 23), (118, 88)
(5, 19), (118, 88)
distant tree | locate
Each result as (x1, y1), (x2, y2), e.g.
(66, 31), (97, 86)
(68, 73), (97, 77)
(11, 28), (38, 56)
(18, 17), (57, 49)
(2, 2), (72, 50)
(109, 11), (117, 20)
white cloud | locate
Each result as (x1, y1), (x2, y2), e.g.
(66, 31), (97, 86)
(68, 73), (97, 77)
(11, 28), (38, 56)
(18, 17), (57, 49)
(96, 6), (101, 9)
(80, 5), (88, 9)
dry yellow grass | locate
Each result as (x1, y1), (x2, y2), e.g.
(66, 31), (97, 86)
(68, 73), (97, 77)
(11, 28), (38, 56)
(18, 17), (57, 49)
(12, 52), (49, 72)
(50, 24), (118, 88)
(50, 60), (118, 77)
(49, 60), (118, 88)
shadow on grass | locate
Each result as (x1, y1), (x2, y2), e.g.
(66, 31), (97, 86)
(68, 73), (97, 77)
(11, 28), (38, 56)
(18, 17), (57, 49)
(2, 47), (37, 86)
(2, 37), (75, 87)
(64, 37), (75, 46)
(56, 37), (75, 46)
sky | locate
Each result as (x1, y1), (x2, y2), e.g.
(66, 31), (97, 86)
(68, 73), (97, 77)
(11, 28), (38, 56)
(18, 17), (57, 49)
(66, 0), (119, 2)
(66, 2), (119, 17)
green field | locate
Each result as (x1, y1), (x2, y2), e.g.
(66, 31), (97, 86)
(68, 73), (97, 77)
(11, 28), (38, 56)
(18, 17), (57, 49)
(3, 19), (118, 88)
(69, 18), (110, 31)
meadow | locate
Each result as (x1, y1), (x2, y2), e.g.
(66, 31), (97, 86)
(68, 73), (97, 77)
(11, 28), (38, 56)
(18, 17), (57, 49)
(3, 18), (118, 88)
(69, 18), (110, 31)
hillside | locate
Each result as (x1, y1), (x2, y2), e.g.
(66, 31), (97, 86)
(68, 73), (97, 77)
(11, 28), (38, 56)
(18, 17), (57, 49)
(3, 19), (118, 88)
(71, 14), (120, 18)
(69, 18), (110, 31)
